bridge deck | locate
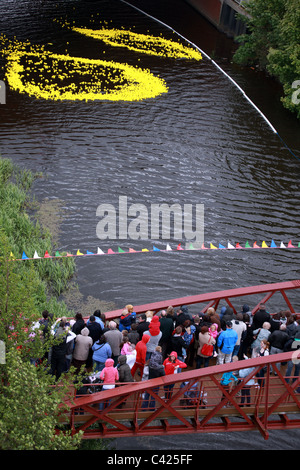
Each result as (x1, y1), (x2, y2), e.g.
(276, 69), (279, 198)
(60, 280), (300, 440)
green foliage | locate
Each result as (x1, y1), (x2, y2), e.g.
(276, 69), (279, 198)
(0, 157), (76, 296)
(234, 0), (300, 119)
(0, 158), (83, 449)
(0, 349), (82, 450)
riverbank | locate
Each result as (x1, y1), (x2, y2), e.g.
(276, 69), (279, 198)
(0, 156), (75, 315)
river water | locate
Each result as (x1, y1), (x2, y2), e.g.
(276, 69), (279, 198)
(0, 0), (299, 450)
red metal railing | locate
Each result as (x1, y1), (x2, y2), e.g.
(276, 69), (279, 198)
(63, 280), (300, 439)
(102, 279), (300, 321)
(63, 352), (300, 440)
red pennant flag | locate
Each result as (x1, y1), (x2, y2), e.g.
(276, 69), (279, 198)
(177, 243), (184, 250)
(107, 248), (115, 254)
(236, 243), (242, 249)
(201, 243), (208, 250)
(287, 240), (295, 248)
(253, 242), (260, 248)
(129, 248), (136, 252)
(44, 251), (51, 258)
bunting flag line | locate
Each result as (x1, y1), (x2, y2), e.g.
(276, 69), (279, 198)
(7, 239), (300, 261)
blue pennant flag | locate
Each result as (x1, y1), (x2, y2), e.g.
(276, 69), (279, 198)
(22, 251), (29, 259)
(219, 244), (226, 249)
(270, 240), (277, 248)
(153, 246), (160, 251)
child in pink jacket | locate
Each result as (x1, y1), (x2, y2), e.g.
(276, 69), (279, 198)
(99, 358), (119, 410)
(100, 358), (119, 389)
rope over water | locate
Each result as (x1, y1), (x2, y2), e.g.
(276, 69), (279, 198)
(120, 0), (300, 162)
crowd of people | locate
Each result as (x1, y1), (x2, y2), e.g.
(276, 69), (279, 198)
(33, 303), (300, 397)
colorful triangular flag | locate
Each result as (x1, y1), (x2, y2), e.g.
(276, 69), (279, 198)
(142, 248), (149, 252)
(86, 250), (94, 255)
(10, 252), (16, 259)
(166, 244), (172, 251)
(188, 243), (195, 250)
(177, 243), (183, 250)
(227, 242), (235, 249)
(129, 248), (136, 252)
(236, 243), (242, 249)
(107, 248), (115, 254)
(118, 247), (125, 253)
(76, 250), (83, 256)
(210, 243), (218, 249)
(22, 251), (29, 259)
(280, 242), (286, 248)
(287, 240), (295, 248)
(33, 251), (40, 259)
(219, 243), (226, 249)
(153, 246), (160, 251)
(97, 247), (104, 254)
(270, 240), (277, 248)
(201, 243), (208, 249)
(55, 251), (61, 257)
(44, 251), (51, 258)
(261, 241), (269, 248)
(253, 242), (260, 248)
(245, 241), (251, 248)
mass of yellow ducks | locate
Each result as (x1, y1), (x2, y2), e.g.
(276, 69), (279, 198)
(0, 25), (202, 102)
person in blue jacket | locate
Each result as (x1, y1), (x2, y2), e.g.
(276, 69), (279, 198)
(92, 335), (112, 372)
(119, 305), (136, 332)
(217, 321), (238, 364)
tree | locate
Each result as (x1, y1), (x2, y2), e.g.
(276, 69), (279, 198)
(233, 0), (300, 119)
(0, 233), (82, 450)
(0, 349), (82, 450)
(0, 160), (83, 449)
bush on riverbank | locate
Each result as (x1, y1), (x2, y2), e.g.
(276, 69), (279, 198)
(0, 157), (83, 450)
(0, 157), (76, 296)
(234, 0), (300, 119)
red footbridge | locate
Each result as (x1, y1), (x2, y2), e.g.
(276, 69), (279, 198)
(62, 280), (300, 440)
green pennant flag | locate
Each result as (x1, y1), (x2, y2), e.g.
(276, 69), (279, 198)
(118, 247), (125, 253)
(55, 251), (61, 257)
(245, 241), (251, 248)
(188, 243), (195, 250)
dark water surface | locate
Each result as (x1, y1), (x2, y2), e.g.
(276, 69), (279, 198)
(0, 0), (299, 450)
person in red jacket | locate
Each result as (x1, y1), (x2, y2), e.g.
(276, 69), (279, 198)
(163, 351), (187, 399)
(131, 334), (150, 380)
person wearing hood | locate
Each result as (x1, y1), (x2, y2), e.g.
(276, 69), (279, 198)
(131, 334), (150, 380)
(99, 358), (119, 410)
(221, 307), (234, 330)
(71, 326), (93, 374)
(163, 351), (187, 399)
(117, 355), (133, 382)
(143, 316), (162, 360)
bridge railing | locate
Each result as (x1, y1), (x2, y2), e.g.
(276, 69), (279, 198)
(100, 279), (300, 323)
(63, 351), (300, 440)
